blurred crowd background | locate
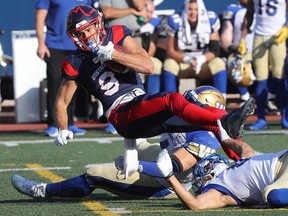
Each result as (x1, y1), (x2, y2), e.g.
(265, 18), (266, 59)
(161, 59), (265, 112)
(0, 0), (237, 76)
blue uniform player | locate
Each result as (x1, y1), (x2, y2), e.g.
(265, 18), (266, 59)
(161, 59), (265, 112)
(161, 0), (228, 97)
(221, 1), (255, 105)
(157, 146), (288, 209)
(52, 4), (255, 148)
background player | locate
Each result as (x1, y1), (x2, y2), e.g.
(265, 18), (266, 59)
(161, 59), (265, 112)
(162, 0), (228, 97)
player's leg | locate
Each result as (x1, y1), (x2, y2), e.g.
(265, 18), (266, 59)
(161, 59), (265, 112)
(207, 57), (228, 98)
(263, 152), (288, 207)
(87, 165), (174, 198)
(145, 57), (162, 94)
(161, 58), (182, 92)
(11, 174), (93, 200)
(11, 164), (174, 200)
(248, 35), (269, 130)
(109, 92), (255, 139)
(270, 42), (287, 128)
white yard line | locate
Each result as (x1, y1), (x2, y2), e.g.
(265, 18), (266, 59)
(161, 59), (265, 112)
(0, 136), (160, 147)
(0, 137), (125, 147)
(0, 166), (71, 172)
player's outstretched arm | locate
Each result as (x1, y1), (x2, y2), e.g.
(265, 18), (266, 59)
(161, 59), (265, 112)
(54, 79), (77, 146)
(217, 120), (255, 158)
(156, 149), (236, 209)
(166, 175), (237, 209)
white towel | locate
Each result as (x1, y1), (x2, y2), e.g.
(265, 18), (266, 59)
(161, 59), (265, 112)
(195, 0), (211, 44)
(178, 0), (211, 50)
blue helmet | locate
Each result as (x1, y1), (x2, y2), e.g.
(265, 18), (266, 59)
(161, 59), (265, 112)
(191, 153), (229, 195)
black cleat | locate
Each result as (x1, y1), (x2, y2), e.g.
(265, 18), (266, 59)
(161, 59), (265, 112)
(221, 97), (255, 138)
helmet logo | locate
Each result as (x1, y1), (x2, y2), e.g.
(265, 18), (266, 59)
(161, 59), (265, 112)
(71, 5), (95, 17)
(75, 20), (88, 28)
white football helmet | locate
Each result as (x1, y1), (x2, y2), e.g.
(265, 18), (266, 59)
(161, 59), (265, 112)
(227, 53), (256, 87)
(191, 153), (229, 195)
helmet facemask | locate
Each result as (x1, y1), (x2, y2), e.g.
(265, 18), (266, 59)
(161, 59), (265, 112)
(66, 5), (105, 51)
(191, 153), (229, 195)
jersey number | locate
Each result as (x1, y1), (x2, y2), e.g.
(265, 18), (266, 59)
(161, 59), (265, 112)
(258, 0), (278, 16)
(99, 71), (120, 96)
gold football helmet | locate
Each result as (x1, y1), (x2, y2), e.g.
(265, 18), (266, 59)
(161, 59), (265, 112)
(183, 85), (226, 110)
(227, 54), (255, 87)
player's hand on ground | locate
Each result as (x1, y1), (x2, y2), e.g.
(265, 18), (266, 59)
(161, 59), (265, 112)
(217, 119), (231, 142)
(156, 149), (173, 178)
(54, 130), (73, 146)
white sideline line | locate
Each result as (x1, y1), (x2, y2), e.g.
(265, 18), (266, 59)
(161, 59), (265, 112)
(245, 130), (288, 135)
(0, 137), (125, 147)
(0, 166), (71, 172)
(1, 130), (286, 147)
(0, 136), (160, 147)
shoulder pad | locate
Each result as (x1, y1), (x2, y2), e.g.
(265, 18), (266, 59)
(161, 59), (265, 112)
(208, 11), (220, 32)
(222, 4), (241, 20)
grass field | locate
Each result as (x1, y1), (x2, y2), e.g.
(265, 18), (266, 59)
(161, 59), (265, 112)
(1, 122), (288, 216)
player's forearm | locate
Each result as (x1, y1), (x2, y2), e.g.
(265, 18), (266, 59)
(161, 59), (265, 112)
(241, 18), (250, 40)
(222, 139), (255, 158)
(131, 0), (146, 11)
(241, 3), (254, 40)
(101, 7), (135, 19)
(112, 49), (153, 74)
(166, 47), (186, 63)
(55, 106), (69, 130)
(221, 35), (233, 53)
(55, 96), (69, 130)
(166, 175), (201, 210)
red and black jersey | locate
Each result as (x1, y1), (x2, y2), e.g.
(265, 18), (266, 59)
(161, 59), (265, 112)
(60, 25), (145, 113)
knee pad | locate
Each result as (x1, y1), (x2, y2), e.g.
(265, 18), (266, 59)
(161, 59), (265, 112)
(163, 58), (180, 76)
(208, 57), (226, 75)
(151, 57), (162, 75)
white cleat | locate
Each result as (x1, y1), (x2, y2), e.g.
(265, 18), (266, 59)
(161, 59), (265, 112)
(11, 175), (47, 201)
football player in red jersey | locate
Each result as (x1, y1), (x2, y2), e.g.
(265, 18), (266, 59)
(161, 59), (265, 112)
(53, 4), (255, 148)
(11, 86), (254, 201)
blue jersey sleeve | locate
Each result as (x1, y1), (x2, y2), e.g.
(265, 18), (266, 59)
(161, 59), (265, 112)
(207, 11), (221, 33)
(167, 13), (181, 32)
(184, 131), (220, 150)
(222, 4), (241, 23)
(35, 0), (49, 9)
